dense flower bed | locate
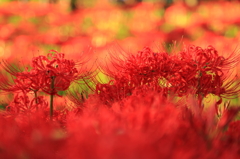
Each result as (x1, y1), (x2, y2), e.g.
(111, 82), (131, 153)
(1, 1), (240, 158)
(0, 44), (239, 158)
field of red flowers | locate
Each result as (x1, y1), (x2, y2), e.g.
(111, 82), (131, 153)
(1, 0), (240, 158)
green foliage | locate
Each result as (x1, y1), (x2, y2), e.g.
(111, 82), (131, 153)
(225, 25), (239, 38)
(8, 16), (22, 25)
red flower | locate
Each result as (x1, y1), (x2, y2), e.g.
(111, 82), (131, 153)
(0, 50), (86, 96)
(170, 45), (240, 104)
(97, 47), (171, 104)
(97, 45), (240, 107)
(6, 93), (48, 114)
(31, 50), (80, 95)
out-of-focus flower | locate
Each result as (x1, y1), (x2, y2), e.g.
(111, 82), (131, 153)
(31, 50), (80, 95)
(7, 93), (48, 114)
(173, 45), (240, 104)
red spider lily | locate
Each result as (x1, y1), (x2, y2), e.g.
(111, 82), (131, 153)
(122, 47), (169, 85)
(106, 47), (170, 82)
(31, 50), (79, 95)
(0, 50), (86, 96)
(97, 45), (240, 107)
(0, 49), (92, 120)
(169, 45), (240, 105)
(5, 91), (69, 123)
(0, 69), (45, 94)
(0, 60), (43, 93)
(96, 47), (172, 104)
(96, 79), (166, 106)
(31, 50), (91, 119)
(6, 93), (48, 114)
(96, 79), (132, 105)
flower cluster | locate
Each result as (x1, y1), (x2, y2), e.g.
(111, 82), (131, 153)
(0, 50), (87, 118)
(0, 44), (239, 158)
(31, 51), (79, 95)
(1, 51), (79, 95)
(97, 45), (240, 106)
(6, 93), (48, 114)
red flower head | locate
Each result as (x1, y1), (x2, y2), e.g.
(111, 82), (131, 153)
(31, 50), (79, 95)
(96, 47), (171, 104)
(6, 93), (48, 114)
(171, 45), (240, 105)
(0, 50), (84, 96)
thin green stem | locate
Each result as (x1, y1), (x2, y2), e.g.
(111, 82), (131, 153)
(34, 90), (38, 110)
(197, 71), (204, 108)
(34, 91), (38, 104)
(50, 76), (55, 120)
